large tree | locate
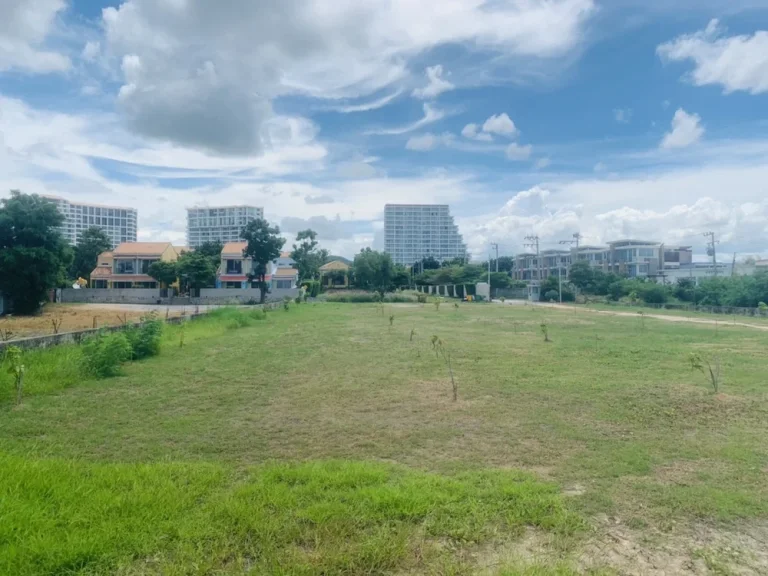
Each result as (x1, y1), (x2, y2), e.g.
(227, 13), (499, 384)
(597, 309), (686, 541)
(568, 260), (594, 292)
(177, 251), (217, 291)
(290, 229), (329, 281)
(241, 218), (285, 303)
(71, 227), (112, 281)
(195, 241), (224, 260)
(353, 248), (394, 295)
(148, 261), (179, 288)
(0, 191), (72, 314)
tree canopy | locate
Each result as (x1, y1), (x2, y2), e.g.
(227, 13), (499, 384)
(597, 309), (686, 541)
(0, 191), (72, 314)
(241, 218), (285, 303)
(148, 261), (179, 287)
(290, 229), (329, 281)
(352, 248), (394, 295)
(71, 227), (112, 281)
(177, 251), (218, 291)
(195, 241), (224, 260)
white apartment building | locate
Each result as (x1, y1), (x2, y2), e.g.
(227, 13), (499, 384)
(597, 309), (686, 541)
(186, 205), (264, 248)
(44, 195), (137, 248)
(384, 204), (467, 266)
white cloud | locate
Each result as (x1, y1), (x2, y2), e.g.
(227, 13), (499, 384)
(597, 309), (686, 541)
(412, 65), (455, 99)
(405, 132), (453, 151)
(461, 122), (494, 141)
(658, 19), (768, 95)
(661, 108), (705, 149)
(367, 103), (445, 135)
(535, 158), (552, 170)
(613, 108), (633, 124)
(483, 113), (518, 136)
(506, 143), (533, 160)
(81, 41), (100, 62)
(328, 89), (403, 113)
(0, 0), (70, 73)
(100, 0), (595, 154)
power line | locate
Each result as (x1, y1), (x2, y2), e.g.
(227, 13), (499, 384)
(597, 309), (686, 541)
(524, 235), (540, 282)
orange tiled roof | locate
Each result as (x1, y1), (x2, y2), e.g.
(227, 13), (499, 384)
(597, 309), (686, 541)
(90, 267), (112, 278)
(113, 242), (172, 256)
(222, 242), (248, 255)
(274, 268), (298, 277)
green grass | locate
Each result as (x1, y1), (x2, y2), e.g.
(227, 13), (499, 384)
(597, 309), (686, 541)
(2, 302), (768, 573)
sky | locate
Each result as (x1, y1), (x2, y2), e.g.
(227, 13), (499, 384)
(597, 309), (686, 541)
(1, 0), (768, 261)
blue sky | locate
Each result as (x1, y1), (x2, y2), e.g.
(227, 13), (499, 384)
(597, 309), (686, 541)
(1, 0), (767, 259)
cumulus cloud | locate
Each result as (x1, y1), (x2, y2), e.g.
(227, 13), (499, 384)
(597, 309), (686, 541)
(506, 143), (533, 160)
(461, 123), (494, 141)
(0, 0), (70, 73)
(658, 19), (768, 95)
(661, 108), (705, 149)
(483, 113), (519, 136)
(100, 0), (594, 154)
(412, 65), (455, 99)
(535, 158), (552, 170)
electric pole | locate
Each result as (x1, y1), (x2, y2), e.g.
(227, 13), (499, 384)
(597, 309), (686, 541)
(524, 235), (541, 284)
(491, 242), (499, 272)
(558, 233), (581, 297)
(703, 232), (719, 276)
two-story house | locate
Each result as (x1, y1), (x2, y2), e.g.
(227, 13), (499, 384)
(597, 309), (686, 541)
(89, 251), (114, 288)
(216, 242), (298, 290)
(107, 243), (179, 289)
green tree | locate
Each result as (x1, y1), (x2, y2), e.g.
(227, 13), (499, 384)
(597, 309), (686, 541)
(490, 272), (512, 290)
(195, 241), (224, 260)
(241, 219), (285, 304)
(568, 260), (594, 292)
(0, 191), (72, 314)
(177, 251), (217, 291)
(148, 261), (178, 287)
(392, 265), (410, 288)
(353, 248), (394, 295)
(421, 256), (441, 270)
(290, 229), (329, 281)
(70, 227), (112, 282)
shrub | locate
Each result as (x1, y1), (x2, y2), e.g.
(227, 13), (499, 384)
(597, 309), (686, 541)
(544, 290), (559, 302)
(320, 291), (418, 303)
(417, 292), (428, 303)
(125, 315), (163, 360)
(81, 332), (133, 378)
(638, 284), (669, 305)
(302, 280), (321, 298)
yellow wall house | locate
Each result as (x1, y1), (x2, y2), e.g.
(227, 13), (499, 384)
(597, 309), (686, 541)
(320, 260), (350, 288)
(92, 242), (179, 289)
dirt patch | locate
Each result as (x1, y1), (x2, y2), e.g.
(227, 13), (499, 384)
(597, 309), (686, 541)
(579, 515), (768, 575)
(1, 304), (185, 338)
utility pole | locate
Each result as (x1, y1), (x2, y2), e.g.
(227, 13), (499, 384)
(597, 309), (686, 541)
(524, 235), (541, 298)
(491, 242), (499, 272)
(559, 233), (582, 296)
(731, 252), (737, 277)
(487, 254), (491, 286)
(703, 232), (719, 276)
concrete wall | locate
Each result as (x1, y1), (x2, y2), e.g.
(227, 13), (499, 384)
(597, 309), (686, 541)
(61, 288), (163, 304)
(194, 287), (298, 304)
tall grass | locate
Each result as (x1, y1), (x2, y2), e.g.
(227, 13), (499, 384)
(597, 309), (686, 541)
(321, 290), (420, 303)
(0, 308), (269, 404)
(0, 456), (582, 575)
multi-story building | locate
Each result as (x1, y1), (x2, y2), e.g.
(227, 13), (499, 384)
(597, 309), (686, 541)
(104, 242), (180, 289)
(384, 204), (467, 266)
(43, 195), (137, 248)
(186, 205), (264, 248)
(513, 250), (571, 281)
(605, 240), (664, 278)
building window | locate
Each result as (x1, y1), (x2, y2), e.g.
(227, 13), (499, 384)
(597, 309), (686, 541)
(275, 280), (292, 289)
(226, 260), (243, 274)
(116, 260), (134, 274)
(140, 259), (159, 274)
(224, 281), (242, 289)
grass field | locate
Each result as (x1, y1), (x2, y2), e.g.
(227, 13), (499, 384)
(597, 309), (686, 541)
(1, 303), (768, 574)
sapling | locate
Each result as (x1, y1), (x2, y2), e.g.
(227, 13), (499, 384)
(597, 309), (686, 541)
(430, 335), (458, 401)
(51, 317), (62, 334)
(409, 327), (416, 342)
(389, 314), (395, 328)
(5, 346), (25, 405)
(689, 352), (721, 393)
(540, 323), (551, 342)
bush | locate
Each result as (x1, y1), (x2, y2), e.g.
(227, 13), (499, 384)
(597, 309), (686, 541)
(302, 280), (321, 298)
(544, 290), (559, 302)
(81, 332), (133, 378)
(320, 290), (419, 303)
(125, 315), (163, 360)
(638, 283), (669, 304)
(417, 292), (428, 303)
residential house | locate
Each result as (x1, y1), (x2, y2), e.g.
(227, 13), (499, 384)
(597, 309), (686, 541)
(605, 240), (664, 278)
(274, 251), (296, 269)
(89, 251), (114, 288)
(319, 260), (351, 288)
(106, 242), (179, 288)
(216, 242), (299, 290)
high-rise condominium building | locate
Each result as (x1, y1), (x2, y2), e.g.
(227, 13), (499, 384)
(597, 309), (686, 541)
(44, 195), (138, 248)
(186, 205), (264, 248)
(384, 204), (467, 266)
